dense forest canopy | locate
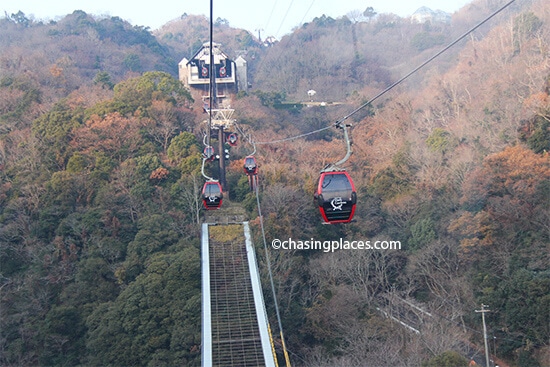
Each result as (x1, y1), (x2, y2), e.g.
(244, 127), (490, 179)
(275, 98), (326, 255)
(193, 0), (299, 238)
(0, 0), (549, 366)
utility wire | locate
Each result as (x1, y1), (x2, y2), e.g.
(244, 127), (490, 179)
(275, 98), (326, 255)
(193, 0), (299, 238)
(235, 120), (293, 365)
(251, 0), (315, 102)
(300, 0), (316, 26)
(254, 177), (292, 367)
(275, 0), (296, 39)
(207, 0), (214, 147)
(254, 125), (332, 145)
(263, 0), (279, 38)
(251, 0), (517, 146)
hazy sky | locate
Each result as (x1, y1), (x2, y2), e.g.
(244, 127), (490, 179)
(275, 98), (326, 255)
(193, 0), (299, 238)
(4, 0), (473, 38)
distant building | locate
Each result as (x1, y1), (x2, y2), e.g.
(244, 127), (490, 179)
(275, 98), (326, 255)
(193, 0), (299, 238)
(235, 56), (248, 93)
(410, 7), (451, 24)
(178, 42), (248, 104)
(263, 36), (278, 47)
(178, 42), (246, 129)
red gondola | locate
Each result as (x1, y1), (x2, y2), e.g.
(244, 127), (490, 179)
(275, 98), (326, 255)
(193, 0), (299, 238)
(202, 181), (223, 210)
(243, 156), (258, 175)
(314, 171), (356, 224)
(203, 146), (215, 162)
(227, 133), (238, 146)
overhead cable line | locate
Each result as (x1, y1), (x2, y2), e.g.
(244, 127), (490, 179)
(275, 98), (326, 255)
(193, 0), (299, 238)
(298, 0), (316, 31)
(263, 0), (279, 38)
(235, 119), (291, 364)
(254, 177), (292, 367)
(275, 0), (296, 38)
(254, 125), (332, 145)
(207, 0), (214, 147)
(251, 0), (517, 146)
(251, 0), (315, 99)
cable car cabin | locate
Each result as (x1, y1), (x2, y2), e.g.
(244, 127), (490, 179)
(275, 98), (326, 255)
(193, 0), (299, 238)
(227, 133), (238, 146)
(314, 171), (356, 224)
(203, 146), (215, 161)
(243, 156), (258, 175)
(202, 181), (223, 210)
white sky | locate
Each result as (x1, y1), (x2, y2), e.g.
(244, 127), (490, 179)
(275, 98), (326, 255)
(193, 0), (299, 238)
(3, 0), (473, 38)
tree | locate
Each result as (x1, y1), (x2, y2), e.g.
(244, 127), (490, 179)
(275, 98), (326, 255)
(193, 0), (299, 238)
(72, 112), (145, 162)
(171, 174), (202, 227)
(411, 32), (446, 51)
(513, 12), (542, 54)
(520, 88), (550, 154)
(425, 128), (453, 154)
(363, 7), (377, 21)
(90, 72), (193, 117)
(346, 10), (365, 24)
(93, 71), (114, 90)
(409, 218), (437, 250)
(9, 11), (30, 27)
(123, 53), (142, 72)
(123, 213), (179, 280)
(451, 145), (550, 252)
(144, 100), (193, 153)
(408, 240), (472, 324)
(215, 17), (230, 27)
(166, 131), (202, 175)
(422, 351), (469, 367)
(261, 183), (315, 236)
(86, 248), (201, 366)
(32, 101), (84, 169)
(40, 305), (86, 366)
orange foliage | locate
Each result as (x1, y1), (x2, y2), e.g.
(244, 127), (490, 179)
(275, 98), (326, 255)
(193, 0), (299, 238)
(483, 145), (550, 198)
(448, 211), (496, 250)
(450, 145), (549, 252)
(461, 145), (550, 206)
(149, 167), (169, 181)
(49, 64), (63, 78)
(523, 91), (550, 123)
(71, 112), (144, 161)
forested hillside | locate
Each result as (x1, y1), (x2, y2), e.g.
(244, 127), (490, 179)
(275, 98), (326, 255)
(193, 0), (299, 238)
(1, 0), (549, 366)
